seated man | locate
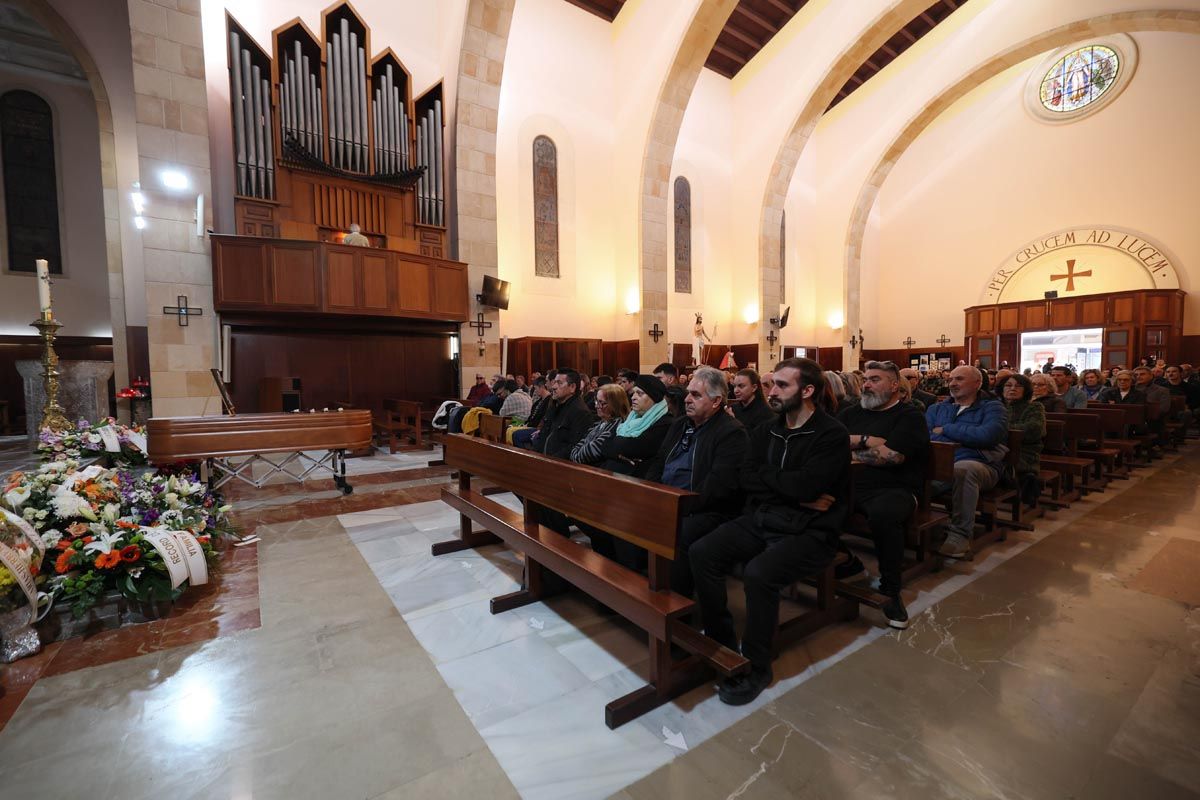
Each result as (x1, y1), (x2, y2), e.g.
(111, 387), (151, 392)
(901, 367), (938, 409)
(653, 362), (679, 386)
(1049, 366), (1087, 409)
(758, 371), (774, 397)
(478, 379), (506, 414)
(511, 372), (555, 449)
(728, 368), (775, 430)
(643, 366), (747, 597)
(838, 360), (929, 629)
(464, 373), (491, 407)
(1134, 366), (1171, 446)
(926, 366), (1009, 558)
(497, 379), (532, 421)
(616, 368), (639, 397)
(690, 358), (850, 705)
(533, 369), (595, 459)
(1098, 370), (1144, 404)
(1165, 365), (1199, 425)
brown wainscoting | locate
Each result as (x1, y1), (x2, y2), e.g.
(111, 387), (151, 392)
(600, 340), (638, 377)
(126, 326), (149, 383)
(861, 347), (967, 371)
(227, 326), (455, 416)
(1180, 335), (1200, 366)
(0, 335), (115, 432)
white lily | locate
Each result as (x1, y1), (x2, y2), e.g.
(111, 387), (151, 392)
(82, 530), (126, 555)
(4, 485), (30, 509)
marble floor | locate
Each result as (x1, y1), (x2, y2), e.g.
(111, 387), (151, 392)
(0, 439), (1197, 799)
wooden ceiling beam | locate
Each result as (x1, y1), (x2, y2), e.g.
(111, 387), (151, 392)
(763, 0), (795, 17)
(733, 4), (778, 34)
(712, 41), (747, 65)
(722, 23), (762, 50)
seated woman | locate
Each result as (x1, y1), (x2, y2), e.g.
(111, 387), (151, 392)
(1098, 370), (1146, 404)
(1030, 372), (1066, 413)
(1002, 373), (1046, 505)
(570, 383), (629, 465)
(1079, 369), (1105, 400)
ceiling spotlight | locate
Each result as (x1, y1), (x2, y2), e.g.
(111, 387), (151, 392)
(159, 169), (190, 191)
(134, 216), (147, 230)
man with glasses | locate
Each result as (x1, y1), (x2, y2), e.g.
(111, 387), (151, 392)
(644, 367), (748, 597)
(465, 373), (492, 406)
(837, 361), (929, 629)
(900, 367), (938, 409)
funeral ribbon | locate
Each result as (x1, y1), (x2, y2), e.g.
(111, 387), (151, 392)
(0, 507), (47, 626)
(139, 527), (208, 590)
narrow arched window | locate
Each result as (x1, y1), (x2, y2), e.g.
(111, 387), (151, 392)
(1, 91), (61, 274)
(779, 210), (786, 300)
(532, 135), (559, 278)
(673, 176), (690, 293)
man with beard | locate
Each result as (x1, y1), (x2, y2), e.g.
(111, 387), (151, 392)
(690, 358), (850, 705)
(728, 368), (775, 430)
(837, 361), (930, 629)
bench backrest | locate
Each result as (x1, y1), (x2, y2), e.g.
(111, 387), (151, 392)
(1048, 411), (1099, 451)
(921, 441), (957, 507)
(443, 433), (698, 559)
(1043, 419), (1066, 454)
(1075, 405), (1129, 438)
(478, 414), (509, 443)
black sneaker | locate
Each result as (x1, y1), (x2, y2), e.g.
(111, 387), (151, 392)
(882, 595), (909, 630)
(717, 667), (773, 706)
(835, 555), (866, 581)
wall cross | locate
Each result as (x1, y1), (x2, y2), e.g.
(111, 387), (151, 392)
(469, 312), (493, 338)
(902, 337), (916, 348)
(163, 296), (203, 327)
(647, 323), (664, 343)
(1050, 259), (1092, 292)
(936, 334), (951, 347)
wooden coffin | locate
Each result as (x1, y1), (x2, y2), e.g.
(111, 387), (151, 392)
(147, 410), (373, 462)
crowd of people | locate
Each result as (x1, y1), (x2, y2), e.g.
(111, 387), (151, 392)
(454, 357), (1200, 705)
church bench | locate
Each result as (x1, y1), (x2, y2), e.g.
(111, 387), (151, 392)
(1065, 408), (1130, 479)
(1044, 412), (1109, 493)
(1037, 419), (1083, 505)
(837, 441), (957, 606)
(432, 433), (762, 729)
(980, 427), (1041, 534)
(474, 414), (510, 496)
(373, 399), (429, 453)
(1084, 403), (1150, 465)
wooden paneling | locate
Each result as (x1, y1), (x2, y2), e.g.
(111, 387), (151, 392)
(1022, 304), (1046, 330)
(228, 327), (454, 415)
(977, 307), (996, 334)
(432, 263), (467, 318)
(214, 239), (268, 306)
(998, 307), (1020, 332)
(1112, 296), (1135, 323)
(325, 250), (358, 310)
(1080, 298), (1107, 325)
(396, 259), (432, 312)
(1050, 299), (1077, 328)
(270, 245), (320, 309)
(361, 253), (393, 313)
(1144, 293), (1172, 323)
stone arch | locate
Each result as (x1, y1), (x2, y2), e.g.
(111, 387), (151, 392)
(842, 10), (1200, 362)
(637, 0), (737, 372)
(9, 0), (130, 391)
(756, 0), (931, 368)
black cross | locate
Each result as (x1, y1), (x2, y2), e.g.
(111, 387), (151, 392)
(163, 296), (203, 327)
(647, 323), (664, 343)
(766, 329), (778, 347)
(902, 337), (916, 348)
(937, 334), (951, 347)
(469, 312), (493, 337)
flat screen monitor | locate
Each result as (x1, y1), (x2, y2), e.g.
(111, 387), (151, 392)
(481, 275), (510, 310)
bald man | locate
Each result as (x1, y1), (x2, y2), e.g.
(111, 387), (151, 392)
(925, 366), (1009, 558)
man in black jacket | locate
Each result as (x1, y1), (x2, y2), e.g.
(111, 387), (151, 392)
(691, 357), (850, 705)
(534, 369), (595, 459)
(644, 366), (748, 596)
(728, 368), (775, 430)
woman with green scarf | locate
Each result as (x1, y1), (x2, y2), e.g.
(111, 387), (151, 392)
(599, 374), (673, 479)
(1002, 373), (1045, 505)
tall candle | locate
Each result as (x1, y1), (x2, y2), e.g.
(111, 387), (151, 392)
(35, 259), (51, 318)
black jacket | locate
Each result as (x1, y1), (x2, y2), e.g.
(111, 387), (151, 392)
(740, 407), (850, 535)
(599, 413), (672, 479)
(731, 395), (775, 431)
(645, 412), (748, 513)
(536, 395), (595, 459)
(913, 388), (938, 408)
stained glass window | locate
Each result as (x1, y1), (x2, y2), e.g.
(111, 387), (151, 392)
(1039, 45), (1119, 113)
(1, 91), (62, 274)
(673, 176), (690, 293)
(532, 135), (558, 278)
(779, 210), (786, 300)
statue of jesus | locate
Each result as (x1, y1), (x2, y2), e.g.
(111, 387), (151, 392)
(693, 313), (711, 365)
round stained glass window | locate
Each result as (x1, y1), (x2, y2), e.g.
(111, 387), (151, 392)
(1039, 45), (1119, 113)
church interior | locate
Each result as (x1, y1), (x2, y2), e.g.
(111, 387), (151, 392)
(1, 0), (1199, 797)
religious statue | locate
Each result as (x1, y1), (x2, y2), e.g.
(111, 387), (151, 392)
(693, 313), (711, 366)
(343, 223), (370, 247)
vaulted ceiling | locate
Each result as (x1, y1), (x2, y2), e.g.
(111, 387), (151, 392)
(704, 0), (811, 80)
(561, 0), (626, 23)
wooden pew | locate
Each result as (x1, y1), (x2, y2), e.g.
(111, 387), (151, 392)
(1038, 419), (1084, 504)
(837, 441), (957, 606)
(979, 427), (1039, 534)
(1047, 411), (1116, 487)
(475, 414), (510, 496)
(1077, 405), (1139, 472)
(433, 434), (784, 728)
(374, 399), (429, 453)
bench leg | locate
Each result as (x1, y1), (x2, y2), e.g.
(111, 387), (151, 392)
(489, 557), (564, 613)
(431, 530), (501, 555)
(604, 635), (712, 730)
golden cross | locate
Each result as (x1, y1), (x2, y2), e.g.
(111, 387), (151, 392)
(1050, 259), (1092, 292)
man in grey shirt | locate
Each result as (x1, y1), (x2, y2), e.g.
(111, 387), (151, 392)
(1050, 366), (1088, 409)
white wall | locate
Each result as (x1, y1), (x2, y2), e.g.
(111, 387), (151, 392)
(0, 67), (110, 337)
(865, 31), (1200, 344)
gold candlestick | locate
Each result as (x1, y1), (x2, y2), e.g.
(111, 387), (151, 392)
(31, 315), (71, 433)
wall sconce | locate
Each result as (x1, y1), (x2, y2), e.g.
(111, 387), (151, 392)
(742, 302), (758, 324)
(849, 329), (865, 349)
(477, 339), (487, 357)
(624, 286), (640, 315)
(827, 310), (844, 330)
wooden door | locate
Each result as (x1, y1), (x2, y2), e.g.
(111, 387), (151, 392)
(1102, 326), (1136, 371)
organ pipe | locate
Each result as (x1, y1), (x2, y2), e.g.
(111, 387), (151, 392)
(230, 31), (246, 196)
(229, 31), (275, 200)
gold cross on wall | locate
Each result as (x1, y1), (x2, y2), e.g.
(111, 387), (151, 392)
(1050, 259), (1092, 292)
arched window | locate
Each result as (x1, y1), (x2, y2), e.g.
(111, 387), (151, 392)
(532, 135), (559, 278)
(779, 210), (786, 300)
(673, 176), (691, 293)
(1, 91), (61, 274)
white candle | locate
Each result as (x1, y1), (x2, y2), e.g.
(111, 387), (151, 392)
(35, 259), (51, 319)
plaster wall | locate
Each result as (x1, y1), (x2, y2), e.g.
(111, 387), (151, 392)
(865, 30), (1200, 345)
(0, 68), (110, 337)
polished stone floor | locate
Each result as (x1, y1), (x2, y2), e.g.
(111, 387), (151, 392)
(0, 441), (1197, 799)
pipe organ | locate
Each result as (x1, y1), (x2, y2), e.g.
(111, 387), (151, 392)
(226, 5), (448, 257)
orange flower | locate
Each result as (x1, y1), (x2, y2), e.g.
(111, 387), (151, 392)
(116, 520), (139, 530)
(56, 539), (72, 551)
(82, 536), (94, 544)
(94, 551), (121, 569)
(29, 563), (39, 577)
(4, 471), (24, 492)
(119, 545), (141, 563)
(67, 522), (89, 537)
(55, 551), (74, 574)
